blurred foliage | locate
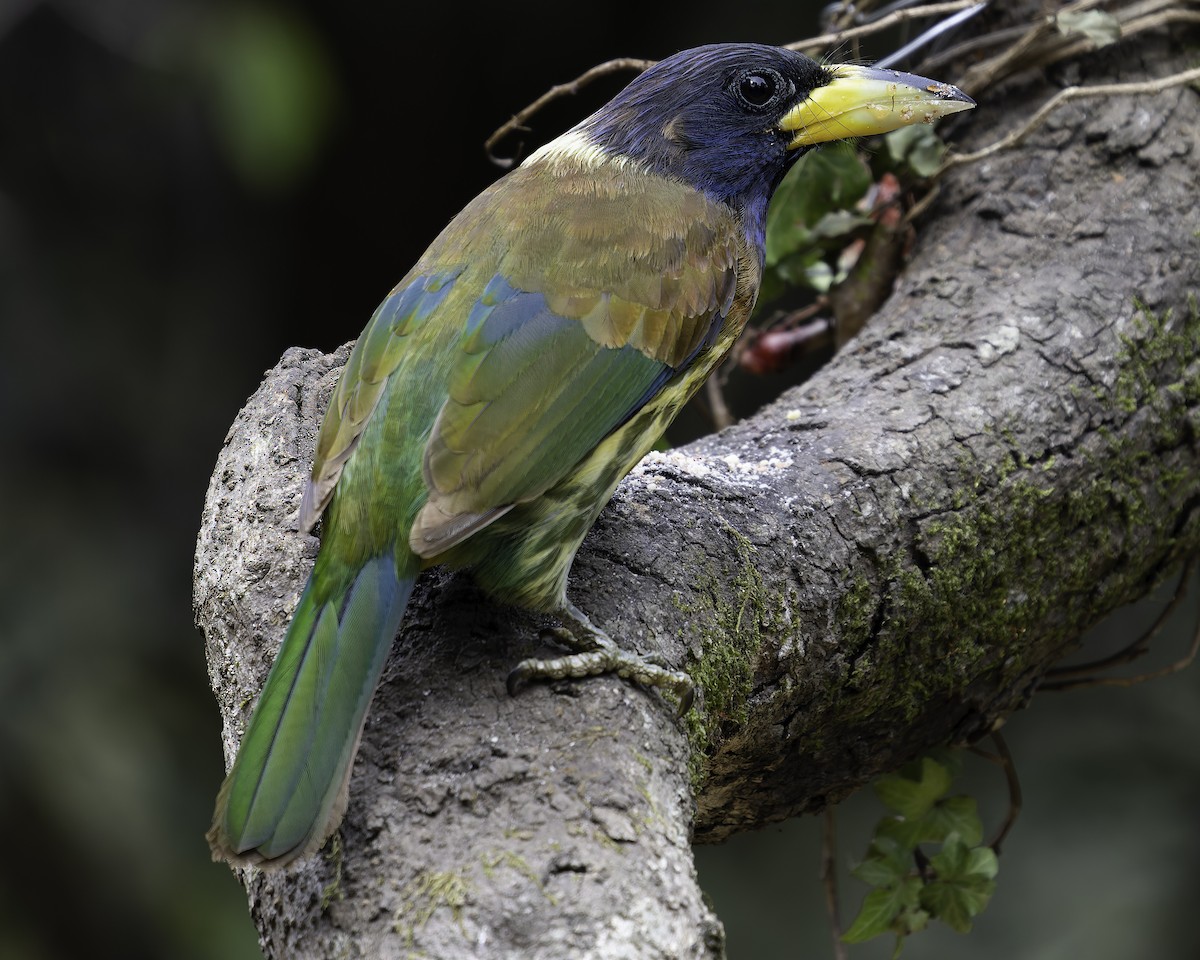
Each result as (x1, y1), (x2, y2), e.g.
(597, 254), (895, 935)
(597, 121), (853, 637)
(188, 4), (338, 192)
(843, 753), (998, 951)
(1056, 9), (1121, 46)
(764, 142), (874, 296)
(884, 123), (949, 178)
(0, 2), (341, 958)
(760, 122), (951, 304)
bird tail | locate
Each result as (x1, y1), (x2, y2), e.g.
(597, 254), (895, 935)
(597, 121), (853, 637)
(207, 550), (415, 869)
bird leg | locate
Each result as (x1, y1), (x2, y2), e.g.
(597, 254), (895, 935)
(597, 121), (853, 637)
(506, 600), (695, 715)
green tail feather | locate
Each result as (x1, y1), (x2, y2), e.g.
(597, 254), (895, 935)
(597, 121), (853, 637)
(208, 552), (415, 868)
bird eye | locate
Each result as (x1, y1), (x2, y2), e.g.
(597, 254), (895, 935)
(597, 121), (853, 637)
(735, 70), (781, 109)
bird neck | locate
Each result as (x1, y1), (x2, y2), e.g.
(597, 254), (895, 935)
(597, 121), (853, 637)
(523, 127), (789, 256)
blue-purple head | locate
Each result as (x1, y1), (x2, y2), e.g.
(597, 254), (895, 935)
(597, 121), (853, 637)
(577, 43), (973, 238)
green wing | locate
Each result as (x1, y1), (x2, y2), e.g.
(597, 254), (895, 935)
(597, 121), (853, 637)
(299, 160), (745, 555)
(409, 164), (745, 556)
(298, 269), (462, 533)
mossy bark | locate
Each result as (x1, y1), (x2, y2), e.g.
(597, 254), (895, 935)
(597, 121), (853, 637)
(197, 32), (1200, 960)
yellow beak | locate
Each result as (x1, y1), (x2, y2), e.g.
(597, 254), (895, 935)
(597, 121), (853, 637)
(781, 64), (975, 148)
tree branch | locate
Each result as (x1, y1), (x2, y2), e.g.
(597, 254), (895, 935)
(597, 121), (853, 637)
(197, 31), (1200, 960)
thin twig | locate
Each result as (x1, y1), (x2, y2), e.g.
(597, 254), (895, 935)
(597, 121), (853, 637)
(1120, 8), (1200, 35)
(1045, 557), (1197, 684)
(902, 182), (941, 224)
(916, 22), (1027, 74)
(940, 66), (1200, 174)
(821, 806), (849, 960)
(1042, 557), (1200, 691)
(705, 374), (735, 431)
(875, 2), (988, 69)
(966, 731), (1022, 852)
(1036, 8), (1200, 81)
(483, 0), (1197, 169)
(787, 1), (981, 55)
(956, 0), (1103, 91)
(1044, 621), (1200, 690)
(957, 0), (1188, 92)
(987, 732), (1021, 854)
(485, 58), (654, 167)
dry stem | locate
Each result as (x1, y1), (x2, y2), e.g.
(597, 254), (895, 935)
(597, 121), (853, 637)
(821, 806), (849, 960)
(1042, 558), (1199, 691)
(941, 66), (1200, 174)
(485, 57), (653, 166)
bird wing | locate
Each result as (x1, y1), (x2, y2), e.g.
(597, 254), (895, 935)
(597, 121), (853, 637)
(298, 268), (465, 534)
(409, 163), (744, 556)
(299, 161), (745, 550)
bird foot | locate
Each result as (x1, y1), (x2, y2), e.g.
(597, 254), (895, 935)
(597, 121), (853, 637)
(506, 601), (695, 715)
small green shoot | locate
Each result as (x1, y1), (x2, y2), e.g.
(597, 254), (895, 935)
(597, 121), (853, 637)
(842, 753), (998, 955)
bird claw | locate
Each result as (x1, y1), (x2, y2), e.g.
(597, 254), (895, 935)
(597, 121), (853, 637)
(507, 601), (696, 714)
(537, 626), (575, 645)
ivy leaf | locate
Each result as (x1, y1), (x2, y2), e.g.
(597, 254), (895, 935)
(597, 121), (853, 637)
(842, 876), (918, 943)
(773, 252), (836, 292)
(885, 125), (947, 178)
(766, 142), (872, 265)
(920, 871), (997, 934)
(920, 880), (973, 933)
(923, 795), (984, 846)
(852, 842), (910, 886)
(874, 757), (953, 820)
(808, 208), (873, 242)
(966, 845), (1000, 880)
(896, 904), (930, 936)
(876, 814), (929, 851)
(1056, 10), (1120, 47)
(929, 834), (971, 878)
(920, 835), (999, 932)
(842, 886), (906, 943)
(924, 747), (964, 779)
(802, 260), (835, 293)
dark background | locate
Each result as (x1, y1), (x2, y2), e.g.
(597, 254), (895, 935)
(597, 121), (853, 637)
(2, 2), (1196, 958)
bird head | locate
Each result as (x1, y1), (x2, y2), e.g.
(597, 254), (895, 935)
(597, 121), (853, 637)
(576, 43), (974, 239)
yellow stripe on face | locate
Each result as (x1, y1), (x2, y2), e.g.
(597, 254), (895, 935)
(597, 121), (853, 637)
(781, 65), (975, 148)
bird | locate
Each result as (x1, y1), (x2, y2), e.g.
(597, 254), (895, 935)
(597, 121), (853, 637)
(207, 42), (974, 869)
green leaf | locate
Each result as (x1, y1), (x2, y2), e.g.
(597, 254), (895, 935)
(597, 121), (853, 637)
(852, 845), (909, 886)
(928, 834), (971, 879)
(923, 795), (984, 846)
(1056, 10), (1120, 47)
(874, 757), (953, 820)
(766, 142), (872, 264)
(848, 751), (1000, 949)
(930, 835), (999, 887)
(808, 209), (873, 242)
(885, 125), (947, 178)
(923, 747), (964, 779)
(896, 905), (930, 936)
(195, 5), (338, 192)
(920, 881), (971, 933)
(920, 873), (997, 933)
(896, 875), (924, 913)
(876, 815), (928, 851)
(842, 886), (906, 943)
(921, 836), (998, 932)
(801, 260), (835, 293)
(966, 845), (1000, 880)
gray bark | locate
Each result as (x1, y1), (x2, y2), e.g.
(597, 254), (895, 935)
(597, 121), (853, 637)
(196, 33), (1200, 959)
